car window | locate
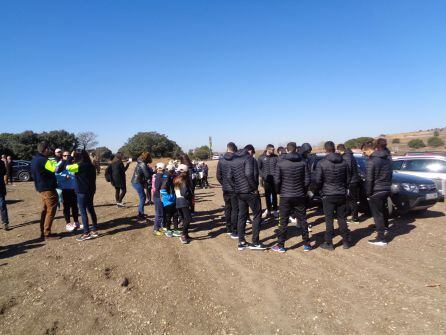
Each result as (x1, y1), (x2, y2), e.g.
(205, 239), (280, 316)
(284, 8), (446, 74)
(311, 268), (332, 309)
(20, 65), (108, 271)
(403, 159), (445, 172)
(392, 160), (404, 170)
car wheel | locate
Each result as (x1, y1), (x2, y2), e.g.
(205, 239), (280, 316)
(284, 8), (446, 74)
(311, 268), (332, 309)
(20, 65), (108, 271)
(18, 171), (31, 182)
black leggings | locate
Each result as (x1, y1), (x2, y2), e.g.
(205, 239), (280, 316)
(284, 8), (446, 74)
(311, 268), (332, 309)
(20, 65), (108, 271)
(163, 204), (179, 230)
(62, 189), (79, 223)
(115, 186), (126, 203)
(178, 207), (191, 237)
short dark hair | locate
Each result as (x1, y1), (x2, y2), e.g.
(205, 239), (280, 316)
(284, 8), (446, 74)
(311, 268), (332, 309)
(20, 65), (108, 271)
(374, 138), (387, 150)
(337, 144), (346, 152)
(286, 142), (297, 153)
(37, 141), (50, 154)
(244, 144), (255, 154)
(277, 146), (285, 154)
(361, 140), (374, 151)
(266, 144), (274, 150)
(227, 142), (237, 152)
(324, 141), (335, 153)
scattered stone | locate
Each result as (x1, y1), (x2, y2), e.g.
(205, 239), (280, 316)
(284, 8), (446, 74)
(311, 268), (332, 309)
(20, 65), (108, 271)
(120, 277), (129, 287)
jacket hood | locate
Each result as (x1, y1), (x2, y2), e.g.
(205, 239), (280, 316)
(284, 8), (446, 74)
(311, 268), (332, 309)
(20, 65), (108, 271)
(283, 152), (302, 162)
(235, 149), (249, 158)
(326, 152), (343, 163)
(344, 148), (354, 155)
(223, 152), (235, 161)
(371, 150), (389, 160)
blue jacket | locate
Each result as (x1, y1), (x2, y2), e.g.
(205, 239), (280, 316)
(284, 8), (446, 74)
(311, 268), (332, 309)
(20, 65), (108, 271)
(31, 153), (57, 192)
(56, 170), (76, 190)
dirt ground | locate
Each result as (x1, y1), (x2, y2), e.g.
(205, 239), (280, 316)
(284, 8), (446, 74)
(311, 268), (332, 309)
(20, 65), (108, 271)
(1, 160), (445, 335)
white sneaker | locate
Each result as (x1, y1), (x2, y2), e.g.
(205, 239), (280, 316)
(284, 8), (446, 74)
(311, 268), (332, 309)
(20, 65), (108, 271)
(261, 210), (270, 219)
(65, 223), (76, 232)
(116, 202), (125, 208)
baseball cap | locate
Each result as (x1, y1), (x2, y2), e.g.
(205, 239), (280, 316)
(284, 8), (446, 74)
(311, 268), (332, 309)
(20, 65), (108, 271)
(55, 148), (62, 154)
(156, 162), (165, 170)
(166, 164), (175, 171)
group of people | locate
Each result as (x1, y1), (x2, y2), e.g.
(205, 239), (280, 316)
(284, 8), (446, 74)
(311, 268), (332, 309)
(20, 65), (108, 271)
(217, 138), (392, 252)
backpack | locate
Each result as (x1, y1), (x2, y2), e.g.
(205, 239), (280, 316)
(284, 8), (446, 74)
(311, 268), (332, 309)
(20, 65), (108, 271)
(105, 165), (112, 183)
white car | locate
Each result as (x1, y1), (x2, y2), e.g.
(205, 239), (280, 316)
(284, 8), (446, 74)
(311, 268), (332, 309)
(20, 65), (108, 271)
(212, 155), (221, 160)
(392, 155), (446, 200)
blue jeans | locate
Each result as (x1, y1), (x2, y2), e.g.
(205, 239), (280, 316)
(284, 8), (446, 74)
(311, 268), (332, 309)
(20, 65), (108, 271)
(132, 183), (146, 215)
(77, 193), (97, 234)
(153, 197), (164, 231)
(0, 194), (9, 225)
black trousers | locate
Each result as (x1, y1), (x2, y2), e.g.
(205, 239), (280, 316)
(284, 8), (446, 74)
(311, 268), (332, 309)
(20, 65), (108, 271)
(178, 206), (192, 237)
(347, 183), (360, 220)
(368, 191), (390, 240)
(62, 189), (79, 224)
(278, 197), (309, 247)
(237, 192), (262, 244)
(263, 176), (278, 211)
(115, 186), (126, 203)
(163, 204), (179, 230)
(322, 195), (350, 243)
(223, 191), (239, 234)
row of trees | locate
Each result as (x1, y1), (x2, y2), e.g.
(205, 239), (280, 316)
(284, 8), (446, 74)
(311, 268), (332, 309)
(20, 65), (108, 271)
(407, 137), (445, 149)
(188, 145), (213, 160)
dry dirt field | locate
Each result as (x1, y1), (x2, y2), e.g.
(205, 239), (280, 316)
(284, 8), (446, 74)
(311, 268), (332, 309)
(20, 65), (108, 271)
(1, 160), (445, 335)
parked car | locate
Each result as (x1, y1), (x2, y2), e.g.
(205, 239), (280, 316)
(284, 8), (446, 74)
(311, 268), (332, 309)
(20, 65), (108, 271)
(392, 156), (446, 201)
(212, 154), (222, 160)
(308, 154), (439, 215)
(11, 160), (32, 181)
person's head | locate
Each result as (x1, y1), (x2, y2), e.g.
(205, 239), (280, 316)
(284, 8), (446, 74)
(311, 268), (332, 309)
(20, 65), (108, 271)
(180, 154), (193, 168)
(277, 146), (285, 155)
(324, 141), (336, 153)
(1, 154), (5, 160)
(301, 143), (312, 154)
(37, 141), (52, 156)
(374, 138), (387, 151)
(337, 144), (346, 154)
(244, 144), (255, 157)
(227, 142), (237, 153)
(138, 151), (152, 164)
(361, 140), (375, 157)
(156, 162), (165, 173)
(62, 151), (71, 161)
(265, 144), (275, 156)
(114, 152), (123, 161)
(166, 164), (176, 174)
(6, 156), (12, 161)
(74, 150), (92, 164)
(55, 148), (62, 158)
(286, 142), (297, 153)
(90, 152), (96, 158)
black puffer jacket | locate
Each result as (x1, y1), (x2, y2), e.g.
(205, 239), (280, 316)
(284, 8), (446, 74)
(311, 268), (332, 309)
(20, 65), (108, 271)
(216, 152), (236, 192)
(0, 160), (6, 196)
(228, 149), (259, 194)
(314, 153), (351, 196)
(342, 149), (360, 184)
(365, 150), (393, 196)
(258, 154), (278, 179)
(274, 152), (310, 198)
(131, 161), (151, 185)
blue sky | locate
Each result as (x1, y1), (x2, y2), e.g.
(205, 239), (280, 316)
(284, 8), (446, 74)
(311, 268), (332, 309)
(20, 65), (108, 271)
(1, 0), (445, 152)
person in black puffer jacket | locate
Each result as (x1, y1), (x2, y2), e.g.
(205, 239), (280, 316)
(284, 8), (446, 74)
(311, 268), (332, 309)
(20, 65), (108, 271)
(272, 142), (311, 252)
(258, 144), (278, 218)
(362, 139), (393, 245)
(216, 142), (239, 237)
(0, 159), (9, 231)
(315, 141), (351, 250)
(131, 152), (152, 220)
(110, 152), (131, 207)
(337, 144), (361, 222)
(229, 145), (265, 250)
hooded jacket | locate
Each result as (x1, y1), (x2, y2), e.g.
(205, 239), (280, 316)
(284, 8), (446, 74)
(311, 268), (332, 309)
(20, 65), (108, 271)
(216, 152), (236, 192)
(131, 160), (151, 185)
(31, 153), (57, 192)
(314, 153), (351, 196)
(228, 149), (259, 194)
(0, 160), (6, 196)
(258, 153), (278, 180)
(341, 149), (360, 184)
(365, 150), (393, 196)
(274, 152), (310, 198)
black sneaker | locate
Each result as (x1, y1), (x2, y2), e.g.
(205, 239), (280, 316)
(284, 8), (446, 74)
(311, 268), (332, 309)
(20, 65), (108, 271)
(368, 238), (388, 246)
(238, 242), (248, 251)
(230, 232), (238, 239)
(342, 241), (351, 249)
(249, 243), (267, 250)
(4, 224), (10, 231)
(319, 242), (334, 251)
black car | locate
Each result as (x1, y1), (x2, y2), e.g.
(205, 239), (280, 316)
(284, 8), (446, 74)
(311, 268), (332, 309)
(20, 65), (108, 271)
(11, 160), (32, 182)
(309, 154), (438, 215)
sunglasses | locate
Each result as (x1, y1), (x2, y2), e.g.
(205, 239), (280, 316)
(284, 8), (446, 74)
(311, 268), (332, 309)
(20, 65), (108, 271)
(63, 155), (69, 157)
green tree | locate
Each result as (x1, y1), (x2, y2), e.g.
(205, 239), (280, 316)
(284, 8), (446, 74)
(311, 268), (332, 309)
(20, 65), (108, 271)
(427, 136), (444, 147)
(344, 137), (374, 149)
(39, 130), (78, 151)
(193, 145), (212, 160)
(120, 132), (182, 158)
(408, 139), (426, 149)
(391, 138), (400, 144)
